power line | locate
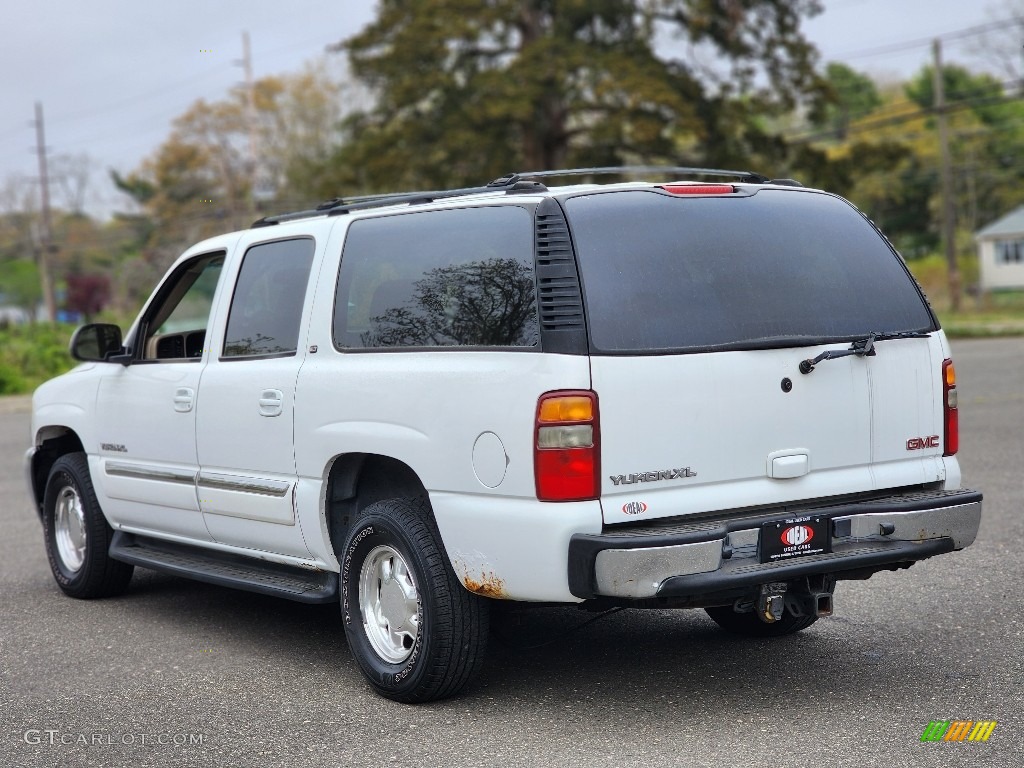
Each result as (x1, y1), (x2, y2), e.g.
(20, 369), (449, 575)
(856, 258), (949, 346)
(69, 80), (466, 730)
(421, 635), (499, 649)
(47, 31), (335, 129)
(832, 17), (1022, 61)
(787, 77), (1024, 143)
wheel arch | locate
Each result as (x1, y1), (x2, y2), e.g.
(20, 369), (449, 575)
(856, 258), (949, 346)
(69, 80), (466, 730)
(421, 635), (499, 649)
(323, 452), (433, 561)
(29, 426), (86, 516)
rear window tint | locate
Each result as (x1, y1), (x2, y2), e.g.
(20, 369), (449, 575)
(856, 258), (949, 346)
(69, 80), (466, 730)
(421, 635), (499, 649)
(334, 206), (539, 349)
(564, 189), (935, 352)
(223, 238), (314, 358)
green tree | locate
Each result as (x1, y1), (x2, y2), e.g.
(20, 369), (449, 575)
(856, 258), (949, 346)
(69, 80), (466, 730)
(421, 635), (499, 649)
(905, 63), (1024, 234)
(322, 0), (825, 195)
(809, 62), (882, 139)
(905, 64), (1004, 116)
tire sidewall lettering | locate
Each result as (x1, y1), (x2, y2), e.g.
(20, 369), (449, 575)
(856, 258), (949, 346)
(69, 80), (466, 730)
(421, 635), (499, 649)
(341, 525), (374, 626)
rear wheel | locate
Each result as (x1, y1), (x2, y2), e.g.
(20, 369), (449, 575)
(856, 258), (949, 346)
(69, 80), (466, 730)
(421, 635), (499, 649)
(42, 453), (133, 598)
(340, 497), (488, 703)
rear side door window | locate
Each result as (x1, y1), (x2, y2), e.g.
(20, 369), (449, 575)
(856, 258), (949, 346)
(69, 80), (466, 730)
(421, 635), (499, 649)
(333, 206), (538, 349)
(222, 238), (316, 359)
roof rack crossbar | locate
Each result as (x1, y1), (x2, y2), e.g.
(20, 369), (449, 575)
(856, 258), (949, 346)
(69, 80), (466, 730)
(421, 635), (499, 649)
(502, 165), (772, 185)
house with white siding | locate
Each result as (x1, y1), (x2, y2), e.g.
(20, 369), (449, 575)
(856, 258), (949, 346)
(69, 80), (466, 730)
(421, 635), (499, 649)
(975, 205), (1024, 291)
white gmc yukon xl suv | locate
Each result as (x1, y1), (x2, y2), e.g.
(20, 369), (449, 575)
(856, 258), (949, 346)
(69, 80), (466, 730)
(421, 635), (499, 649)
(25, 168), (983, 702)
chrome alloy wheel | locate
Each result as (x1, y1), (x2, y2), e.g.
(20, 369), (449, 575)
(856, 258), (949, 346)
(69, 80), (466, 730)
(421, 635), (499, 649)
(54, 485), (87, 572)
(358, 545), (420, 664)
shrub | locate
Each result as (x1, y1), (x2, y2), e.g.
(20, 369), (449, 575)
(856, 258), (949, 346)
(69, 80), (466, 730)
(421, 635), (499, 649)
(0, 324), (77, 395)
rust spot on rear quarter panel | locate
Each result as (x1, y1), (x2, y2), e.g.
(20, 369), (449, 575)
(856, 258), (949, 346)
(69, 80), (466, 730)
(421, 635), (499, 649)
(463, 571), (507, 599)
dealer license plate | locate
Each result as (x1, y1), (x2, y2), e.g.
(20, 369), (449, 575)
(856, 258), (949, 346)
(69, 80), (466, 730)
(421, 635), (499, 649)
(759, 516), (831, 563)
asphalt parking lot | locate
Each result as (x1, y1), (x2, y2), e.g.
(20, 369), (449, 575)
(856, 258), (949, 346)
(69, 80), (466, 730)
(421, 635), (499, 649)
(2, 337), (1022, 768)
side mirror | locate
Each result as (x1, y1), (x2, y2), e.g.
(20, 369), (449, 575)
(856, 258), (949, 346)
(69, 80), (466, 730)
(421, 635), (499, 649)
(69, 324), (126, 363)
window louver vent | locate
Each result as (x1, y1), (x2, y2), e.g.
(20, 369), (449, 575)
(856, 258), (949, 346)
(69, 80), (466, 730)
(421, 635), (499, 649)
(535, 198), (587, 354)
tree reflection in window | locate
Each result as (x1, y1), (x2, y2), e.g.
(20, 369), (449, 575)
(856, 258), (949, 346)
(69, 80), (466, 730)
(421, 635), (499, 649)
(223, 333), (285, 357)
(361, 258), (538, 347)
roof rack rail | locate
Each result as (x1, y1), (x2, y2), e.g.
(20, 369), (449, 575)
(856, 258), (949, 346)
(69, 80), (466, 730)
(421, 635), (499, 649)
(249, 166), (790, 228)
(495, 166), (772, 185)
(250, 176), (546, 228)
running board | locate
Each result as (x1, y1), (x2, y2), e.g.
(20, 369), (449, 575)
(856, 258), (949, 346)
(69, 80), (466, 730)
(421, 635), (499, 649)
(109, 532), (338, 604)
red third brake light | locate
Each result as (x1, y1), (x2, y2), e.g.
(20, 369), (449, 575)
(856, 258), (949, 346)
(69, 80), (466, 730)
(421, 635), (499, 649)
(943, 358), (958, 456)
(660, 184), (734, 195)
(535, 390), (600, 502)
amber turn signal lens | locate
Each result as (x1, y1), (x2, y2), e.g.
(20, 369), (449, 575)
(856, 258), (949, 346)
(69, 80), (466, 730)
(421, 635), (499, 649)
(944, 361), (956, 387)
(538, 396), (593, 423)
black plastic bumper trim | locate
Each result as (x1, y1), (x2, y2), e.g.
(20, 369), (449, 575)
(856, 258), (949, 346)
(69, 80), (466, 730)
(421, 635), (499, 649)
(655, 538), (954, 598)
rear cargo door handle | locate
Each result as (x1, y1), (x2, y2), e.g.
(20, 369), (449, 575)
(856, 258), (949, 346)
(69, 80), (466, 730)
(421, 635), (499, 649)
(767, 450), (809, 479)
(173, 387), (194, 413)
(259, 389), (283, 417)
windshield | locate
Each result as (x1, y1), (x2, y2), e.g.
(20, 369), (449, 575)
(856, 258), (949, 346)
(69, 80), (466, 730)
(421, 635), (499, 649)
(564, 189), (936, 353)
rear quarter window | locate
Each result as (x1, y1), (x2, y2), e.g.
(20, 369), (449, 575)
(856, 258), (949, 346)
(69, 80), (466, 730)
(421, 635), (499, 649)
(564, 189), (936, 353)
(333, 206), (539, 349)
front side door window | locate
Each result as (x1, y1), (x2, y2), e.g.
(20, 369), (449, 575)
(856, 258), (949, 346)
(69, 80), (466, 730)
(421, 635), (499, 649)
(137, 254), (224, 361)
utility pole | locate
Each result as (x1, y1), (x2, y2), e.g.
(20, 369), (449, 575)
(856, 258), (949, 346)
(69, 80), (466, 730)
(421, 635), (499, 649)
(237, 31), (258, 220)
(32, 101), (57, 323)
(933, 39), (961, 313)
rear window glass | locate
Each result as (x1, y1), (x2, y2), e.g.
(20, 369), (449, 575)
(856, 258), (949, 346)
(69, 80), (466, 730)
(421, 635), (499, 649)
(334, 206), (539, 349)
(565, 189), (935, 352)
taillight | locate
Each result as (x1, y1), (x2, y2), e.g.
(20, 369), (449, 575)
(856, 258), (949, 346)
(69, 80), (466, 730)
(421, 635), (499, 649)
(535, 390), (599, 502)
(943, 358), (958, 456)
(660, 184), (734, 195)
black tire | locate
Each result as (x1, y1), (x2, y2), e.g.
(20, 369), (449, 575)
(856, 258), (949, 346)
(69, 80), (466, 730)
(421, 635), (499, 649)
(42, 453), (133, 599)
(705, 605), (819, 638)
(340, 497), (488, 703)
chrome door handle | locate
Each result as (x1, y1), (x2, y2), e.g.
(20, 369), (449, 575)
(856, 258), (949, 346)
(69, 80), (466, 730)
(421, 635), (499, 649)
(173, 387), (194, 413)
(259, 389), (284, 417)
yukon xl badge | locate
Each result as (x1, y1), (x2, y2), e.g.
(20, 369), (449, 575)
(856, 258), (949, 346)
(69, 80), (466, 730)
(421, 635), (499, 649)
(610, 467), (697, 486)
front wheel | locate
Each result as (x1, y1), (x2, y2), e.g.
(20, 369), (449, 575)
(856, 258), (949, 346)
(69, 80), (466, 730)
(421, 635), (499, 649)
(340, 497), (488, 703)
(42, 453), (133, 598)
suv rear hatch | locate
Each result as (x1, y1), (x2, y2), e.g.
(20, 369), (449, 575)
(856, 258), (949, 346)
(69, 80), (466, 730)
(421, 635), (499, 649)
(563, 187), (945, 525)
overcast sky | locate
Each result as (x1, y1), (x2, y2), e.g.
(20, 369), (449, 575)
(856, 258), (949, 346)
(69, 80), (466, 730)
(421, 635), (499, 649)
(0, 0), (1012, 217)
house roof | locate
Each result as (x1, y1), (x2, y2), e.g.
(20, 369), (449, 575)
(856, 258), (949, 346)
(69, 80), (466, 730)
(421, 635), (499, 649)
(976, 205), (1024, 239)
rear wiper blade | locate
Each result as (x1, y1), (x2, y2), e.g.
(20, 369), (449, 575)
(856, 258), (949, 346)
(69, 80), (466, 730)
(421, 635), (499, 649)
(798, 330), (931, 375)
(870, 330), (932, 341)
